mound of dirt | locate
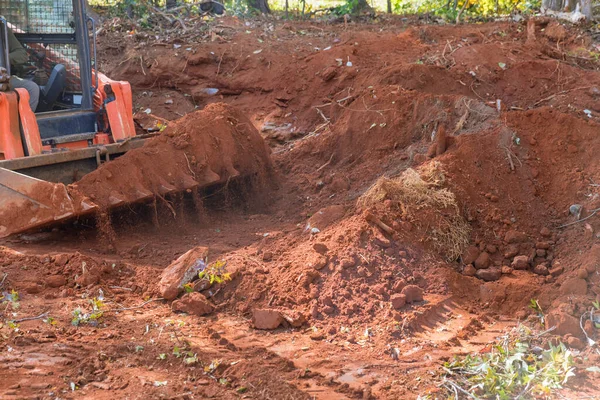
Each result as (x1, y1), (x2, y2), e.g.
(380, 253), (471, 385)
(72, 103), (274, 210)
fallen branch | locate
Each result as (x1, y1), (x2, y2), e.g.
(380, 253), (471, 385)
(316, 153), (334, 172)
(558, 207), (600, 228)
(365, 212), (395, 235)
(532, 86), (592, 107)
(13, 311), (49, 323)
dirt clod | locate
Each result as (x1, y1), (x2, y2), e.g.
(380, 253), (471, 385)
(252, 309), (283, 330)
(504, 230), (528, 244)
(560, 278), (588, 296)
(171, 292), (214, 316)
(511, 255), (530, 270)
(476, 268), (501, 282)
(400, 285), (423, 303)
(46, 275), (67, 288)
(391, 294), (407, 309)
(463, 264), (477, 276)
(474, 252), (491, 269)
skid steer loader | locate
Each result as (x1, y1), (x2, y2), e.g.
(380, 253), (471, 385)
(0, 0), (148, 238)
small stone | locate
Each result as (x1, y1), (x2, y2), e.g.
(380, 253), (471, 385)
(321, 66), (338, 82)
(566, 336), (585, 350)
(322, 305), (335, 314)
(171, 292), (214, 316)
(309, 255), (328, 270)
(577, 269), (589, 280)
(501, 265), (513, 274)
(462, 246), (480, 265)
(281, 310), (306, 328)
(511, 255), (530, 270)
(373, 283), (387, 295)
(463, 264), (477, 276)
(476, 268), (501, 281)
(540, 227), (552, 237)
(585, 262), (596, 273)
(262, 252), (273, 262)
(549, 265), (564, 277)
(252, 309), (283, 330)
(474, 252), (491, 269)
(340, 257), (355, 269)
(54, 253), (71, 266)
(312, 243), (329, 254)
(569, 204), (583, 218)
(560, 278), (588, 296)
(486, 245), (497, 254)
(533, 264), (549, 276)
(400, 285), (424, 303)
(391, 294), (407, 309)
(535, 249), (546, 257)
(392, 279), (407, 293)
(504, 230), (528, 244)
(46, 275), (67, 288)
(503, 245), (519, 259)
(536, 241), (551, 250)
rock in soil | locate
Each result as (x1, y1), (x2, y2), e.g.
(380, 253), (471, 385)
(501, 266), (513, 274)
(462, 246), (480, 265)
(171, 292), (214, 316)
(566, 335), (585, 350)
(504, 230), (528, 244)
(511, 255), (530, 270)
(46, 274), (67, 288)
(391, 293), (407, 309)
(400, 285), (423, 303)
(476, 268), (501, 282)
(576, 269), (589, 280)
(158, 246), (209, 301)
(549, 264), (564, 277)
(474, 252), (491, 269)
(252, 309), (284, 330)
(281, 310), (306, 328)
(560, 278), (588, 296)
(463, 264), (477, 276)
(545, 310), (582, 338)
(532, 264), (549, 276)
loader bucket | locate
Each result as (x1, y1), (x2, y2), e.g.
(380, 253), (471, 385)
(0, 168), (98, 238)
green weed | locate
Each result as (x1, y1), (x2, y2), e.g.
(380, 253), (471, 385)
(441, 325), (575, 399)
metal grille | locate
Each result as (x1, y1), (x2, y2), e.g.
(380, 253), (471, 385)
(1, 0), (81, 91)
(0, 0), (75, 34)
(29, 43), (80, 90)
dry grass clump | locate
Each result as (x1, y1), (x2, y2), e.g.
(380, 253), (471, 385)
(358, 162), (469, 261)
